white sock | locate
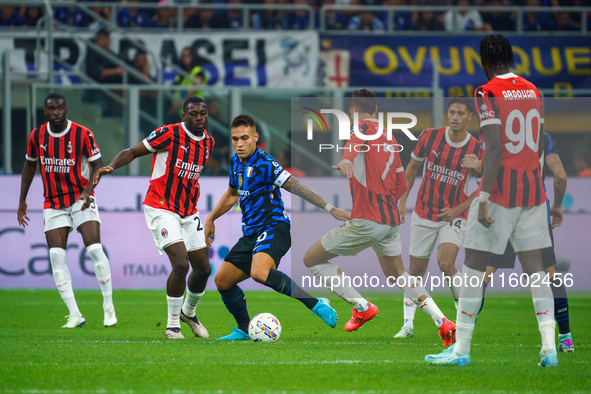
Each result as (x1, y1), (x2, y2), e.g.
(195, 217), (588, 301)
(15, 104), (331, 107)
(446, 272), (462, 307)
(530, 271), (556, 352)
(402, 297), (416, 328)
(50, 247), (80, 316)
(398, 272), (445, 328)
(87, 244), (114, 310)
(166, 295), (183, 328)
(454, 265), (485, 355)
(308, 262), (369, 312)
(182, 290), (204, 318)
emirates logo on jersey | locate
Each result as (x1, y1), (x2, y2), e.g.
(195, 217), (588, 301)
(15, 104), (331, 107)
(161, 228), (168, 238)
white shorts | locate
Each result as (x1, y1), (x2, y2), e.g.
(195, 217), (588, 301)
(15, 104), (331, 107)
(43, 196), (101, 233)
(144, 205), (206, 255)
(463, 199), (551, 254)
(409, 213), (466, 259)
(320, 218), (401, 257)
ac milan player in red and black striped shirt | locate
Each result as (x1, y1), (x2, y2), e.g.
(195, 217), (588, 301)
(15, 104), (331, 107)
(426, 34), (557, 367)
(93, 97), (214, 339)
(18, 93), (116, 329)
(394, 97), (481, 340)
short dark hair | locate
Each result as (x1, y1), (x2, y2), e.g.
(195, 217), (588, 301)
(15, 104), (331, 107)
(96, 28), (110, 38)
(183, 96), (207, 112)
(231, 114), (256, 131)
(347, 88), (377, 115)
(480, 34), (515, 69)
(448, 97), (474, 113)
(44, 93), (66, 105)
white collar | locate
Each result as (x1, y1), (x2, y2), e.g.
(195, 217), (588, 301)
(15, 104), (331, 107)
(495, 72), (518, 79)
(47, 120), (72, 138)
(182, 122), (205, 141)
(445, 126), (471, 148)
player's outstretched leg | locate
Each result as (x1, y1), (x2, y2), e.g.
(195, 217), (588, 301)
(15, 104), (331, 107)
(181, 248), (211, 338)
(50, 247), (86, 328)
(399, 272), (455, 347)
(257, 267), (337, 328)
(307, 261), (377, 331)
(86, 244), (117, 327)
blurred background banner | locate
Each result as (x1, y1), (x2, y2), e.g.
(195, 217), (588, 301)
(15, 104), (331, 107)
(1, 31), (319, 88)
(323, 35), (591, 95)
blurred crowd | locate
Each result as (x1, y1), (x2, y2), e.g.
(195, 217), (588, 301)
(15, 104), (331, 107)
(0, 0), (589, 32)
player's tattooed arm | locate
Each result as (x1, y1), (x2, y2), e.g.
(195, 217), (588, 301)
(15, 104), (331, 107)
(93, 142), (151, 186)
(282, 177), (350, 221)
(545, 153), (567, 228)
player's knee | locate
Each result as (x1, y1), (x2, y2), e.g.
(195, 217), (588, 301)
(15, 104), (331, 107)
(250, 266), (270, 284)
(214, 272), (231, 290)
(303, 249), (316, 267)
(201, 263), (212, 278)
(438, 260), (455, 276)
(171, 260), (190, 279)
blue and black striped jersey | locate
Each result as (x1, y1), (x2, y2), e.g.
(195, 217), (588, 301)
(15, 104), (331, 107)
(229, 149), (291, 236)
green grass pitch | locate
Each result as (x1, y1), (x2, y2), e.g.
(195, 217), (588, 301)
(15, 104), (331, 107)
(1, 289), (589, 393)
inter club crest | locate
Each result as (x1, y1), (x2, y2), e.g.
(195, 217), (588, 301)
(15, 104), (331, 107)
(161, 228), (168, 238)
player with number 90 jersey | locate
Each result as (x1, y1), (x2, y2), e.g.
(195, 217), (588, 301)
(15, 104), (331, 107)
(475, 73), (545, 208)
(340, 119), (407, 225)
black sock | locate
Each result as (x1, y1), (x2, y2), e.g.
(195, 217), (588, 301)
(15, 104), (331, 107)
(265, 269), (318, 309)
(218, 285), (250, 333)
(551, 277), (570, 335)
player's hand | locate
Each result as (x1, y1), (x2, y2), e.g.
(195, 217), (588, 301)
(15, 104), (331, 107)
(93, 166), (114, 186)
(477, 201), (494, 228)
(332, 160), (353, 179)
(204, 220), (215, 247)
(17, 201), (29, 228)
(77, 193), (91, 211)
(437, 207), (457, 222)
(550, 206), (563, 228)
(330, 208), (350, 222)
(462, 154), (479, 171)
(399, 201), (407, 223)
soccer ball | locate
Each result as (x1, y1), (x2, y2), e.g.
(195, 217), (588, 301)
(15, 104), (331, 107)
(248, 313), (281, 342)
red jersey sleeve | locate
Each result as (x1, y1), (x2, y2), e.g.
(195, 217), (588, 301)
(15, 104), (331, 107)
(410, 129), (429, 162)
(82, 128), (102, 162)
(25, 130), (38, 162)
(475, 86), (502, 128)
(143, 126), (172, 152)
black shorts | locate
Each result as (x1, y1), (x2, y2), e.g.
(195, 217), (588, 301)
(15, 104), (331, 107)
(488, 223), (556, 269)
(224, 222), (291, 275)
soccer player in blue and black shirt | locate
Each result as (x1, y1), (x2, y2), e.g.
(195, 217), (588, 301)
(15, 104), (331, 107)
(205, 115), (351, 340)
(463, 132), (574, 353)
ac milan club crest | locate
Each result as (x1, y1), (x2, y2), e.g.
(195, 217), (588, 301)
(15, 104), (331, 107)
(67, 142), (73, 154)
(205, 149), (210, 160)
(161, 228), (168, 238)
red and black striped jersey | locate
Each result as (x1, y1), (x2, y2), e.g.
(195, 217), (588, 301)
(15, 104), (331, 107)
(142, 122), (214, 218)
(474, 72), (546, 208)
(340, 119), (407, 226)
(25, 120), (101, 209)
(412, 127), (481, 221)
